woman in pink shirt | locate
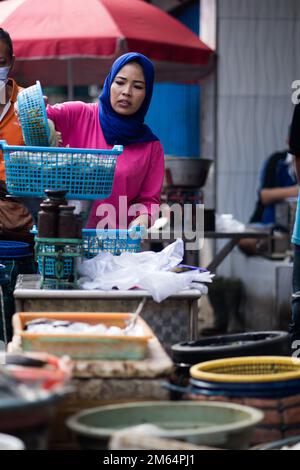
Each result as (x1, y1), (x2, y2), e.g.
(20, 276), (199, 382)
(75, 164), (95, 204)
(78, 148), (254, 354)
(46, 52), (164, 229)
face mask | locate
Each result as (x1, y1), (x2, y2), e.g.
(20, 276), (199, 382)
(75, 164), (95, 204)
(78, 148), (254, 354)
(0, 66), (10, 82)
(0, 66), (10, 105)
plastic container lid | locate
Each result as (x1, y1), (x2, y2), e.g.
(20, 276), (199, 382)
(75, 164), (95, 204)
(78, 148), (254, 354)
(0, 433), (25, 450)
(0, 241), (31, 259)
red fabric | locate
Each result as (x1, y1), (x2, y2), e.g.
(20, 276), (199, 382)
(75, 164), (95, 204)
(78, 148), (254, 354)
(1, 0), (214, 85)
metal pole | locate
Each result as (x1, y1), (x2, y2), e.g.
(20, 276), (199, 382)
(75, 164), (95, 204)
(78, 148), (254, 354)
(0, 286), (7, 346)
(188, 298), (199, 341)
(67, 59), (74, 101)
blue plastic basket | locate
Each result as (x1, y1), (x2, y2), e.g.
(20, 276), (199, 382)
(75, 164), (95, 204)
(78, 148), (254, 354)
(17, 81), (50, 146)
(33, 227), (143, 280)
(188, 377), (300, 399)
(33, 227), (143, 278)
(32, 227), (144, 258)
(0, 140), (122, 200)
(37, 252), (74, 279)
(82, 227), (144, 257)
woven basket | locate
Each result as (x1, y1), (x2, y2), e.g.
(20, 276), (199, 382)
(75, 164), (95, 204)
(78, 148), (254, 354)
(190, 356), (300, 383)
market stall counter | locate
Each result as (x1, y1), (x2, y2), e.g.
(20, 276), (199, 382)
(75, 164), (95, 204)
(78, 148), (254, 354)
(9, 317), (173, 450)
(13, 274), (203, 352)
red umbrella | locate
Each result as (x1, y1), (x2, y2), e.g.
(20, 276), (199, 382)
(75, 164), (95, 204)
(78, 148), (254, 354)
(1, 0), (214, 97)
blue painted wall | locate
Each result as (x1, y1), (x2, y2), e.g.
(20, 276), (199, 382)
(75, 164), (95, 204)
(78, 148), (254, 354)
(146, 1), (200, 157)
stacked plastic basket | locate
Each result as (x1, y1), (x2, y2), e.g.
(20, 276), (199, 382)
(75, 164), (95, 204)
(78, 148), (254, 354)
(2, 81), (122, 200)
(34, 227), (144, 285)
(189, 356), (300, 399)
(2, 80), (144, 286)
(185, 356), (300, 445)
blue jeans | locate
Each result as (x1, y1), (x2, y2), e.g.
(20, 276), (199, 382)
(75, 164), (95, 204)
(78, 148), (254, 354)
(289, 244), (300, 346)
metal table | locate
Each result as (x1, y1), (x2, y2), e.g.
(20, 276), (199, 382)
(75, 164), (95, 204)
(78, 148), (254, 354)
(146, 227), (271, 272)
(203, 229), (270, 271)
(14, 275), (203, 347)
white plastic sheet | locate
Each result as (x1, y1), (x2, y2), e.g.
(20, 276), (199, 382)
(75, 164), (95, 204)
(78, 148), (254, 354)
(78, 239), (213, 302)
(216, 214), (245, 232)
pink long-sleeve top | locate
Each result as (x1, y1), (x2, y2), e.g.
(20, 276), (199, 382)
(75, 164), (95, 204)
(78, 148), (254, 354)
(46, 101), (164, 228)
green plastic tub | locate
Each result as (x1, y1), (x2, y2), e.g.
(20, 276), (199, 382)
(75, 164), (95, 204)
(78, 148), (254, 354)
(67, 401), (263, 450)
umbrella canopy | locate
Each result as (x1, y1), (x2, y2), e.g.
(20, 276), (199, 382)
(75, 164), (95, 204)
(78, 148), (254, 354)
(1, 0), (214, 94)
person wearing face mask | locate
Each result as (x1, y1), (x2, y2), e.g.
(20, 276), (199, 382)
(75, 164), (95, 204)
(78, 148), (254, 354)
(0, 29), (37, 343)
(0, 28), (35, 232)
(46, 52), (164, 229)
(0, 28), (24, 181)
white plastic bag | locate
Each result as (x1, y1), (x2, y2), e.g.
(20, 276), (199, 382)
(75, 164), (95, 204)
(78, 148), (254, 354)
(78, 239), (213, 302)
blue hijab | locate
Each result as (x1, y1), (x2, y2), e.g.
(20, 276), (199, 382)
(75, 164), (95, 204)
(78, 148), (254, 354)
(99, 52), (158, 146)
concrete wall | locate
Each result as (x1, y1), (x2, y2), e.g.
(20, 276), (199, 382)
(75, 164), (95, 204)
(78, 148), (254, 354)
(199, 0), (297, 329)
(216, 0), (297, 226)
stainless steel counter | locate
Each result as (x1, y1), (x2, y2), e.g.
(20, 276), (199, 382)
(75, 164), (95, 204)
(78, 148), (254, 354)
(14, 274), (203, 350)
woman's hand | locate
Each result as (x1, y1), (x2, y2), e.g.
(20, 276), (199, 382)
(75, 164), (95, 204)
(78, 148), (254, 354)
(47, 119), (62, 147)
(15, 94), (62, 146)
(15, 94), (48, 117)
(260, 185), (299, 205)
(129, 214), (149, 229)
(14, 100), (19, 119)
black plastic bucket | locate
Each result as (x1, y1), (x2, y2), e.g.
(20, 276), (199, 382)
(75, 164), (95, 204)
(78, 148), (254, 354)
(169, 331), (290, 399)
(172, 331), (290, 364)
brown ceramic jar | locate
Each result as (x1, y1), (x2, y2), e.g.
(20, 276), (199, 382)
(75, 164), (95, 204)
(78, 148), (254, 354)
(38, 203), (57, 238)
(57, 205), (77, 238)
(44, 189), (68, 211)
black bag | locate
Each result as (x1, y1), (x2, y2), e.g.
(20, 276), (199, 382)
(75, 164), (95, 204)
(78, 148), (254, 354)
(0, 181), (34, 245)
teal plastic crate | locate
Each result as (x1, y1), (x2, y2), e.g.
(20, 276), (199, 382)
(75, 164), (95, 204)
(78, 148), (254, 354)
(82, 227), (144, 257)
(35, 237), (83, 285)
(0, 140), (122, 200)
(17, 81), (50, 147)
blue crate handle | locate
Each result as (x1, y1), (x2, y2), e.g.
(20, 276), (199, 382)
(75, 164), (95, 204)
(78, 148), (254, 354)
(83, 226), (146, 239)
(31, 226), (145, 237)
(0, 140), (123, 155)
